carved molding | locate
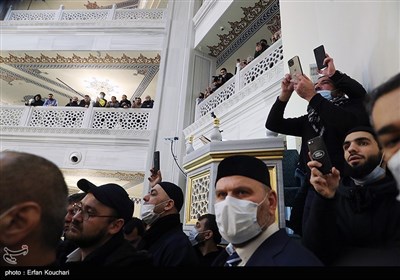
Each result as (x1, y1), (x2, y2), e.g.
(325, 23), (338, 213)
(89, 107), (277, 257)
(0, 126), (152, 138)
(0, 53), (161, 65)
(203, 0), (280, 68)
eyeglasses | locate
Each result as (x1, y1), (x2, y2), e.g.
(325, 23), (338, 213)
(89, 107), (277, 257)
(72, 203), (117, 221)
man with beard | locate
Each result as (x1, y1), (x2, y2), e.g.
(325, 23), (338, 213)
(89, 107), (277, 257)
(188, 214), (223, 266)
(56, 192), (86, 264)
(303, 126), (400, 265)
(64, 179), (152, 267)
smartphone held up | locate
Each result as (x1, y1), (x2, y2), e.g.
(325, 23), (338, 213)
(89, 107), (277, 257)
(307, 136), (332, 175)
(288, 56), (303, 80)
(153, 151), (160, 172)
(313, 45), (327, 70)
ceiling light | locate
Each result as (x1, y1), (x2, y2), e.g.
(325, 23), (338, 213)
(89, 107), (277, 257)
(84, 77), (119, 96)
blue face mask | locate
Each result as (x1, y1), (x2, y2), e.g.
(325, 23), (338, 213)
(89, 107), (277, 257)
(352, 155), (386, 186)
(188, 227), (207, 246)
(317, 90), (332, 100)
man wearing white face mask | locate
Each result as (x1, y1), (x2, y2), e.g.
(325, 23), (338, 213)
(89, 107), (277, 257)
(304, 126), (400, 265)
(213, 155), (322, 266)
(139, 170), (199, 266)
(266, 53), (370, 236)
(366, 72), (400, 201)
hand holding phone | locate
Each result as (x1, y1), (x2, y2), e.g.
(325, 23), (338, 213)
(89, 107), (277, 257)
(288, 56), (303, 80)
(153, 151), (160, 172)
(313, 45), (327, 70)
(307, 136), (332, 175)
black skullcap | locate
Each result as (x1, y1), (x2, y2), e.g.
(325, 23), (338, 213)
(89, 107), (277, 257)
(216, 155), (271, 187)
(77, 179), (134, 222)
(158, 181), (184, 212)
(345, 126), (379, 143)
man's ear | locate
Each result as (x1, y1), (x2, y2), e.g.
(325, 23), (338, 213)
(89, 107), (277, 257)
(267, 189), (278, 215)
(204, 230), (213, 241)
(164, 199), (175, 212)
(0, 202), (41, 246)
(108, 219), (125, 235)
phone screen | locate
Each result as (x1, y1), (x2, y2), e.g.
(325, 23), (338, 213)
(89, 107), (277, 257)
(313, 45), (327, 70)
(288, 56), (303, 79)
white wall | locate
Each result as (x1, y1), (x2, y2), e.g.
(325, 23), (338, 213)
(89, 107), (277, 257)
(149, 1), (196, 194)
(280, 1), (400, 118)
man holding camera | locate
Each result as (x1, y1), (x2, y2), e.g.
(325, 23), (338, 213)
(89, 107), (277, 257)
(303, 126), (400, 265)
(265, 54), (369, 235)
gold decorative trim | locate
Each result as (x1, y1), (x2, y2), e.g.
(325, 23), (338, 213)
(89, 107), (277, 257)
(0, 53), (161, 65)
(207, 0), (275, 57)
(183, 149), (284, 173)
(185, 170), (210, 225)
(85, 1), (101, 9)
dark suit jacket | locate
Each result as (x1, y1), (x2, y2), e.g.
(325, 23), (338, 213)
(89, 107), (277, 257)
(213, 229), (322, 266)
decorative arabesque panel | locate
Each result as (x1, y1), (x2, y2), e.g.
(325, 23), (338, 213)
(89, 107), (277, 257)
(6, 7), (165, 22)
(196, 41), (283, 119)
(114, 9), (165, 20)
(28, 109), (85, 128)
(61, 10), (109, 21)
(242, 44), (283, 86)
(0, 107), (24, 126)
(8, 11), (56, 21)
(199, 81), (235, 118)
(189, 173), (210, 222)
(92, 110), (149, 130)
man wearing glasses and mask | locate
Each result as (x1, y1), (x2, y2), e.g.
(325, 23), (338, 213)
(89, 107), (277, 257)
(64, 179), (152, 267)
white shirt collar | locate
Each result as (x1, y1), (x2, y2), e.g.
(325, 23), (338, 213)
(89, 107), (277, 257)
(65, 248), (82, 262)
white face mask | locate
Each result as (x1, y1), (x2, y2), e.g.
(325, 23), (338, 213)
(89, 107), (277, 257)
(317, 90), (332, 100)
(387, 149), (400, 201)
(140, 200), (168, 225)
(214, 195), (266, 245)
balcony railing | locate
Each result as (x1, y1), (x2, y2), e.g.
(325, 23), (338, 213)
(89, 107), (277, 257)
(2, 4), (165, 24)
(0, 105), (152, 134)
(195, 39), (283, 120)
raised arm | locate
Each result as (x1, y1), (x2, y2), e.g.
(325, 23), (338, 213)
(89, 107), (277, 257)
(148, 168), (162, 188)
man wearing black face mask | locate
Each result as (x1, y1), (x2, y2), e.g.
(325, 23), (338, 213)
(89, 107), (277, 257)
(304, 126), (400, 265)
(188, 214), (223, 266)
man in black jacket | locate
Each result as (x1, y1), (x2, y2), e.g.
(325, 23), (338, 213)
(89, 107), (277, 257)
(265, 54), (369, 235)
(0, 151), (68, 266)
(64, 179), (152, 267)
(140, 169), (199, 266)
(304, 126), (400, 265)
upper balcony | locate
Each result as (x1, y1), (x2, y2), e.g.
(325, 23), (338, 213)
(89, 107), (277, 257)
(0, 1), (284, 197)
(184, 39), (284, 149)
(2, 4), (166, 29)
(2, 4), (165, 28)
(0, 105), (154, 196)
